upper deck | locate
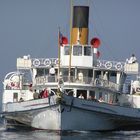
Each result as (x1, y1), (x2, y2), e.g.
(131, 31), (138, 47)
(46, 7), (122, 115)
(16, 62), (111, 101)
(17, 58), (125, 72)
(17, 56), (139, 73)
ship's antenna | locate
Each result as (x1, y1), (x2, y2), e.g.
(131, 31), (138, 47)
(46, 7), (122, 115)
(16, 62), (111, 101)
(68, 0), (73, 82)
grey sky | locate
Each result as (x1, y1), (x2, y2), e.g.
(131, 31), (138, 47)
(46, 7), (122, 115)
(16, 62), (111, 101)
(0, 0), (140, 91)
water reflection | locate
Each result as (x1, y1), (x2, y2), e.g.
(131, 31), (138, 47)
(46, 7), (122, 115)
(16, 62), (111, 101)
(0, 127), (140, 140)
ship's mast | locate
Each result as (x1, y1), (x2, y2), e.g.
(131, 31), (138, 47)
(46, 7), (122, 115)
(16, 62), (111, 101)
(68, 0), (73, 82)
(58, 27), (61, 80)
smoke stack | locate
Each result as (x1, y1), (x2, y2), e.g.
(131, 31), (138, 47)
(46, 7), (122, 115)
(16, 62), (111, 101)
(72, 6), (89, 45)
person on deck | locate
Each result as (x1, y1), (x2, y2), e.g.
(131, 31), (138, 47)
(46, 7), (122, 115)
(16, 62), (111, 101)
(99, 97), (104, 102)
(33, 89), (38, 99)
(49, 65), (56, 82)
(78, 93), (84, 99)
(42, 88), (49, 98)
(127, 54), (137, 64)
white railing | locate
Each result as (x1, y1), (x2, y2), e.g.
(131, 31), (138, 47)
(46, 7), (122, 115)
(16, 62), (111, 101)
(35, 76), (93, 85)
(97, 60), (125, 71)
(94, 78), (123, 92)
(30, 57), (126, 72)
(35, 76), (124, 92)
(4, 95), (57, 112)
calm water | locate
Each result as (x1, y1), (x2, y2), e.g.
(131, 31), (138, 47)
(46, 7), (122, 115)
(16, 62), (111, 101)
(0, 123), (140, 140)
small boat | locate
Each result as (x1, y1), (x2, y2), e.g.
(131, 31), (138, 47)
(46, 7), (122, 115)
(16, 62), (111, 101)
(1, 4), (140, 131)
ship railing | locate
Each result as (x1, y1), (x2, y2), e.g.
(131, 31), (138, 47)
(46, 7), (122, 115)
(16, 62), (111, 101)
(35, 75), (93, 85)
(33, 76), (123, 92)
(94, 78), (122, 92)
(96, 60), (125, 71)
(4, 96), (57, 112)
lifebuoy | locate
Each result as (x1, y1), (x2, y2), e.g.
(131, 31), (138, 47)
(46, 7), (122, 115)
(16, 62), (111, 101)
(33, 59), (40, 67)
(11, 82), (15, 87)
(10, 82), (20, 89)
(97, 60), (101, 67)
(136, 87), (140, 92)
(105, 61), (112, 69)
(115, 62), (123, 70)
(44, 59), (51, 66)
(55, 59), (59, 65)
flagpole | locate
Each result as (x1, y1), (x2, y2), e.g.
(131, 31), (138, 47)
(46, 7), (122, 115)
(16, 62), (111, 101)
(68, 0), (73, 82)
(58, 27), (61, 80)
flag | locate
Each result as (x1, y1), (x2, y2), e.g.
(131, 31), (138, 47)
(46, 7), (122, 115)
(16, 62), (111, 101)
(59, 29), (68, 46)
(59, 30), (63, 46)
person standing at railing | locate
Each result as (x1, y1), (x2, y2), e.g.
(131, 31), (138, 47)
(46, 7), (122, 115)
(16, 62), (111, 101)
(126, 54), (137, 64)
(99, 97), (104, 102)
(33, 89), (38, 99)
(78, 70), (83, 82)
(42, 88), (49, 98)
(78, 93), (84, 99)
(49, 65), (56, 82)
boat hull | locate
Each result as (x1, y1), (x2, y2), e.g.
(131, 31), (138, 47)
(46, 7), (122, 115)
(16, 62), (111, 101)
(3, 94), (140, 131)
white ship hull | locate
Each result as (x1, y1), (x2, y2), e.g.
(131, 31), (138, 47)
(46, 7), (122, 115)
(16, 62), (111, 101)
(3, 94), (140, 131)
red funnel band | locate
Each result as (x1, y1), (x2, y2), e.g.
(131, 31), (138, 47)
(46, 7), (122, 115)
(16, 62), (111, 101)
(90, 37), (101, 48)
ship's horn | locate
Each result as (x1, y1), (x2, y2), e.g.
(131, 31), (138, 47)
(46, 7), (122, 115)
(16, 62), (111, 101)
(72, 6), (89, 45)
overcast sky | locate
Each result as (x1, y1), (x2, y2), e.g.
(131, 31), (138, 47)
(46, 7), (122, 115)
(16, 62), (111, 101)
(0, 0), (140, 91)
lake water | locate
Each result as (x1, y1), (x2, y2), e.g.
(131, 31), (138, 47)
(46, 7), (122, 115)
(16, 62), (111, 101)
(0, 123), (140, 140)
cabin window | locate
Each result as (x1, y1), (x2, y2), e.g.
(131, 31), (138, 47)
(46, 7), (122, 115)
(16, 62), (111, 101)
(13, 92), (18, 102)
(104, 93), (108, 102)
(73, 45), (82, 56)
(109, 72), (116, 83)
(77, 90), (87, 99)
(44, 69), (49, 74)
(50, 89), (57, 96)
(99, 92), (102, 98)
(64, 45), (70, 55)
(95, 71), (101, 78)
(37, 68), (44, 76)
(89, 90), (95, 97)
(65, 89), (74, 96)
(84, 46), (91, 56)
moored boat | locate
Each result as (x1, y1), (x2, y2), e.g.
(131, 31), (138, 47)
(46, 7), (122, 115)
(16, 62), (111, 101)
(1, 4), (140, 131)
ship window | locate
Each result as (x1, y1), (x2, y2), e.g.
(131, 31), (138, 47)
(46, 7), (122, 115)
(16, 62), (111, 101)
(44, 69), (49, 75)
(77, 90), (87, 99)
(37, 68), (44, 76)
(99, 92), (102, 98)
(13, 92), (18, 102)
(65, 89), (74, 96)
(73, 45), (82, 56)
(50, 89), (57, 96)
(84, 46), (91, 56)
(64, 45), (70, 55)
(89, 90), (95, 97)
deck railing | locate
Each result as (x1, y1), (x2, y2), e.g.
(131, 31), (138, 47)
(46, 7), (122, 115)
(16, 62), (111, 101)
(35, 76), (93, 85)
(94, 78), (122, 92)
(3, 96), (57, 112)
(97, 60), (125, 71)
(35, 76), (124, 92)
